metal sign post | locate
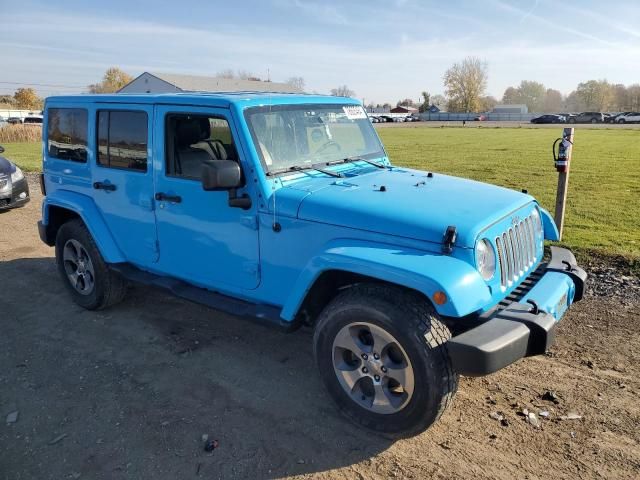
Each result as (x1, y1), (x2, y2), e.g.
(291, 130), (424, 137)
(553, 127), (574, 240)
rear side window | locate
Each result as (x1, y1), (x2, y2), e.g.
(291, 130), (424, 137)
(47, 108), (88, 162)
(97, 110), (148, 172)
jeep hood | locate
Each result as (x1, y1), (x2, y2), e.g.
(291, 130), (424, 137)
(279, 167), (534, 249)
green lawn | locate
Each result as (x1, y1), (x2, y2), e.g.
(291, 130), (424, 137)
(378, 126), (640, 260)
(3, 127), (640, 259)
(1, 142), (42, 172)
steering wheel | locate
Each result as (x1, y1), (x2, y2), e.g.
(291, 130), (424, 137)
(316, 140), (342, 154)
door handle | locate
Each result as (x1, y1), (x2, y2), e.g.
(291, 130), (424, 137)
(155, 192), (182, 203)
(93, 181), (116, 191)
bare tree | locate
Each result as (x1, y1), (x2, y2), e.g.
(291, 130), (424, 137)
(430, 94), (446, 110)
(418, 91), (430, 113)
(217, 69), (235, 79)
(443, 57), (488, 112)
(286, 77), (306, 92)
(330, 85), (355, 97)
(396, 98), (416, 107)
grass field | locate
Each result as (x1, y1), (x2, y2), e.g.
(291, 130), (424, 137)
(2, 126), (639, 259)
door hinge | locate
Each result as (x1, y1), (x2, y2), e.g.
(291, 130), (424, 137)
(240, 215), (259, 231)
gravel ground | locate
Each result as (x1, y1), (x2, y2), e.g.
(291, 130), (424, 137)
(1, 177), (639, 479)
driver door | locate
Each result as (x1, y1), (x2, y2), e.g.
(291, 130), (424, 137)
(152, 105), (260, 290)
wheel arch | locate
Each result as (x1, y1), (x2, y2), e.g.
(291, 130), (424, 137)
(42, 191), (126, 263)
(281, 240), (492, 324)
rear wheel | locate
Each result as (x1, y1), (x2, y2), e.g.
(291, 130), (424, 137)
(591, 118), (597, 123)
(55, 219), (127, 310)
(313, 284), (458, 437)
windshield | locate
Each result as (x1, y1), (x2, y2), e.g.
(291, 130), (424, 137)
(245, 104), (385, 174)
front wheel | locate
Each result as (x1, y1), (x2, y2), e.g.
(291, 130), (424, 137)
(313, 284), (458, 437)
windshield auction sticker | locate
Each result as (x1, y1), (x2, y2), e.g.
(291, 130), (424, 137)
(343, 106), (367, 120)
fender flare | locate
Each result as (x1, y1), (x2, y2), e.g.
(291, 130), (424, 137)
(280, 239), (491, 321)
(539, 207), (560, 241)
(42, 190), (126, 263)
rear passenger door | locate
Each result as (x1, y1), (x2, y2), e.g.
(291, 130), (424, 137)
(92, 104), (158, 266)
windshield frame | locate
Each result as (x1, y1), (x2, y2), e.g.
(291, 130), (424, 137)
(243, 103), (387, 176)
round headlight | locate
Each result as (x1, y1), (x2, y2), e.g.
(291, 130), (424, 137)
(11, 166), (24, 183)
(475, 238), (496, 281)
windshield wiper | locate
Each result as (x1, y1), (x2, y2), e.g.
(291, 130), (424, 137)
(266, 164), (343, 178)
(326, 156), (387, 169)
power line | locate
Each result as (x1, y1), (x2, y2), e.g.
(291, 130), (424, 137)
(0, 81), (87, 89)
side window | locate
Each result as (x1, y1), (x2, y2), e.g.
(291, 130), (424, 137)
(97, 110), (148, 172)
(47, 108), (88, 162)
(165, 114), (238, 180)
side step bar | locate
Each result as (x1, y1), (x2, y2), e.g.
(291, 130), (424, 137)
(110, 264), (298, 332)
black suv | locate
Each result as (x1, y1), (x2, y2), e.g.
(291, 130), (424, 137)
(567, 112), (604, 123)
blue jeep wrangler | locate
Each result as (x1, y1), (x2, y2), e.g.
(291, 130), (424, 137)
(38, 93), (586, 436)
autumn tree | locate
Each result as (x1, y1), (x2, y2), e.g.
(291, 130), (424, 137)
(501, 86), (519, 105)
(575, 80), (613, 111)
(627, 84), (640, 110)
(330, 85), (355, 97)
(479, 95), (498, 112)
(443, 57), (488, 112)
(543, 89), (563, 112)
(286, 77), (305, 91)
(14, 88), (43, 109)
(88, 67), (133, 93)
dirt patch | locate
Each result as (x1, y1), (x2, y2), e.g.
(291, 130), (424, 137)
(1, 178), (639, 479)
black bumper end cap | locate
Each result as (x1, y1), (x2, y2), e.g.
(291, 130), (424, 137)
(547, 246), (588, 302)
(447, 303), (556, 377)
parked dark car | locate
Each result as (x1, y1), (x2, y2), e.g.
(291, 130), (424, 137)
(567, 112), (604, 123)
(530, 114), (566, 124)
(0, 145), (30, 210)
(7, 117), (23, 125)
(23, 116), (43, 125)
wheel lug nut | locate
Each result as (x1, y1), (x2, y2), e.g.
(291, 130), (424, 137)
(374, 375), (380, 381)
(381, 366), (387, 373)
(374, 353), (380, 360)
(361, 353), (368, 360)
(362, 367), (368, 374)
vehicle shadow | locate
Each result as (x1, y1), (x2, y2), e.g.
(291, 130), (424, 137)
(0, 257), (394, 479)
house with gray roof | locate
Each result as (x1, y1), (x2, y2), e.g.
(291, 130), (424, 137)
(118, 72), (301, 94)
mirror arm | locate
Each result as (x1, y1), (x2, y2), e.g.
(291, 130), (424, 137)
(228, 188), (252, 210)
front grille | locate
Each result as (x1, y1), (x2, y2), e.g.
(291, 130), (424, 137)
(495, 212), (540, 289)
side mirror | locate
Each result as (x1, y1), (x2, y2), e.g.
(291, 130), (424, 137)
(201, 160), (242, 191)
(201, 160), (252, 210)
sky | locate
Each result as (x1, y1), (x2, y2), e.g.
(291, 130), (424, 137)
(1, 0), (639, 104)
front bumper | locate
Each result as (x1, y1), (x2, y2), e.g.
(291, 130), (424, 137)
(447, 246), (587, 376)
(0, 177), (30, 210)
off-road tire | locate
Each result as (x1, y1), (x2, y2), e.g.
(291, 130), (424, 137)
(55, 219), (127, 310)
(313, 283), (458, 437)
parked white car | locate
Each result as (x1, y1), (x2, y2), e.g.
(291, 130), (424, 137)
(617, 112), (640, 123)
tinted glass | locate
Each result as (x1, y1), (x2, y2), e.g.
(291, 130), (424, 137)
(165, 114), (237, 180)
(47, 108), (88, 162)
(97, 110), (148, 172)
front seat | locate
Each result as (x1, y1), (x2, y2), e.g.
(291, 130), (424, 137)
(173, 118), (216, 179)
